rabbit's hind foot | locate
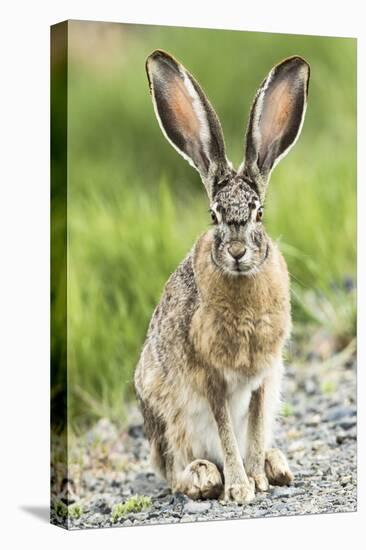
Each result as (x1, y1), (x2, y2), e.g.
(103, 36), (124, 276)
(175, 459), (223, 500)
(265, 448), (294, 486)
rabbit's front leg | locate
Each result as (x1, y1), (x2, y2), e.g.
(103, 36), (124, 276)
(210, 397), (255, 504)
(245, 385), (269, 492)
(246, 378), (294, 489)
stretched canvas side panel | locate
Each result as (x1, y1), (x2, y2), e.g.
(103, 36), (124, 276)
(50, 20), (69, 529)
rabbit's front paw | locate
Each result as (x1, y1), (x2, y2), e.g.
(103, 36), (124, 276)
(265, 448), (294, 486)
(249, 472), (269, 492)
(224, 477), (255, 504)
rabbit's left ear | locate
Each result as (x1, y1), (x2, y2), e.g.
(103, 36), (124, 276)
(240, 56), (310, 200)
(146, 50), (230, 198)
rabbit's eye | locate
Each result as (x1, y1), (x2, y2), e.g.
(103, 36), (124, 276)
(210, 210), (218, 224)
(256, 208), (263, 222)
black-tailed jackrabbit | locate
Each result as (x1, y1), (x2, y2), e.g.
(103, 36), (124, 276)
(135, 51), (310, 503)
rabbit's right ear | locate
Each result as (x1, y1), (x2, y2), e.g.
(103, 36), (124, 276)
(240, 56), (310, 201)
(146, 50), (230, 198)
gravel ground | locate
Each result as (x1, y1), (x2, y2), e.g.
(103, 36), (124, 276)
(51, 347), (357, 530)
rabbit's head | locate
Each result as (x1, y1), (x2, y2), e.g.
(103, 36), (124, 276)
(146, 50), (310, 276)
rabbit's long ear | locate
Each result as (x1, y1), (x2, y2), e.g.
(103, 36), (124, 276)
(240, 56), (310, 200)
(146, 50), (230, 197)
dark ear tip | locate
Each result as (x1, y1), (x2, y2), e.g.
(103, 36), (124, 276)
(147, 49), (169, 61)
(145, 49), (179, 71)
(292, 56), (310, 75)
(274, 55), (310, 94)
(145, 50), (171, 87)
(279, 55), (310, 74)
(145, 50), (161, 73)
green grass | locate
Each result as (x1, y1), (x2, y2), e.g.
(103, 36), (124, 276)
(112, 496), (152, 522)
(281, 402), (295, 418)
(52, 22), (357, 430)
(52, 498), (68, 519)
(68, 503), (84, 520)
(51, 499), (84, 521)
(321, 380), (337, 396)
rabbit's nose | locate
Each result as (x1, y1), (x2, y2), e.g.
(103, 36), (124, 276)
(228, 242), (246, 260)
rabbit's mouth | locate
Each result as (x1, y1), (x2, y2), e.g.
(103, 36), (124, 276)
(232, 262), (256, 276)
(211, 251), (253, 276)
(231, 263), (261, 277)
(226, 248), (260, 276)
(235, 263), (251, 273)
(235, 243), (270, 276)
(211, 242), (270, 277)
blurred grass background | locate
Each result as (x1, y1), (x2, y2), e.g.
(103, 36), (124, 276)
(58, 21), (356, 430)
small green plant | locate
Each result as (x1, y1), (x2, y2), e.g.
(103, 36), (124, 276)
(112, 495), (152, 523)
(68, 502), (84, 519)
(321, 380), (337, 395)
(53, 499), (68, 519)
(281, 402), (294, 417)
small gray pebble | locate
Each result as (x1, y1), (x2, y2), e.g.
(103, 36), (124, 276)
(306, 414), (321, 427)
(325, 406), (355, 422)
(272, 486), (304, 498)
(132, 512), (148, 521)
(304, 379), (318, 395)
(173, 492), (189, 506)
(339, 418), (357, 430)
(90, 513), (105, 525)
(147, 511), (160, 519)
(170, 511), (183, 518)
(184, 500), (212, 514)
(297, 469), (314, 477)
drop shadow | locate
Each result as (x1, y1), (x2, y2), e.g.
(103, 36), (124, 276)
(20, 506), (50, 523)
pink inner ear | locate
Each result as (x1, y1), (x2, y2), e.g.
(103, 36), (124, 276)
(259, 79), (294, 153)
(168, 76), (200, 141)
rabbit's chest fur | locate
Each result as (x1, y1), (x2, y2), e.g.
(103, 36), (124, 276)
(189, 232), (291, 377)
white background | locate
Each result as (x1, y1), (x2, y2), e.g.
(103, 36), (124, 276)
(0, 1), (364, 548)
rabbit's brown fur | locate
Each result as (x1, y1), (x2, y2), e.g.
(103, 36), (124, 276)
(135, 51), (309, 503)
